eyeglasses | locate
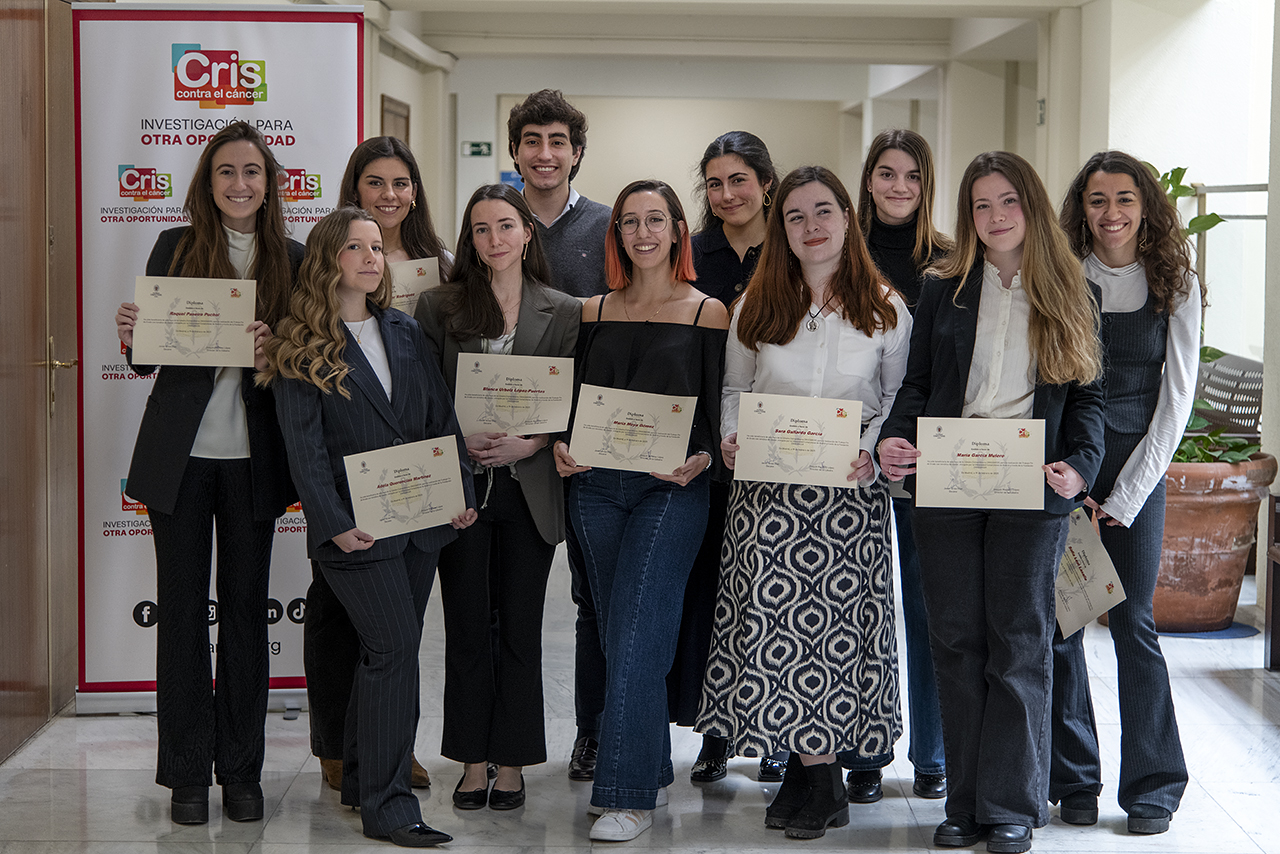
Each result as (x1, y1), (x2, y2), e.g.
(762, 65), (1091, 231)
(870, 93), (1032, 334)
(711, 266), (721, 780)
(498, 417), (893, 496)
(616, 213), (672, 235)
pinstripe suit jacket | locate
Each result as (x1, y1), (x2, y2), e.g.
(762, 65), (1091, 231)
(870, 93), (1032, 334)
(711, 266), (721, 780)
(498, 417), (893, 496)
(273, 303), (476, 565)
(414, 280), (581, 544)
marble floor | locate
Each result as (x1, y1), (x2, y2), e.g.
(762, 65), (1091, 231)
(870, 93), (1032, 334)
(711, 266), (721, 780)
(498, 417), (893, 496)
(2, 550), (1278, 854)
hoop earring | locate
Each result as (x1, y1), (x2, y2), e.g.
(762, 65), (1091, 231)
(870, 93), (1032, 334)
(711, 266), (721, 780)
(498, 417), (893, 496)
(1138, 218), (1150, 253)
(763, 190), (772, 208)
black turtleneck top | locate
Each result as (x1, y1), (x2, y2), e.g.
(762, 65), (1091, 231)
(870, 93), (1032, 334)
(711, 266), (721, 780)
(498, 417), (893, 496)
(866, 214), (931, 314)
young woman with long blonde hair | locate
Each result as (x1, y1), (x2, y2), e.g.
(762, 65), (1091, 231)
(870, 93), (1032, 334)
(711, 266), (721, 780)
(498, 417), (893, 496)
(878, 151), (1105, 854)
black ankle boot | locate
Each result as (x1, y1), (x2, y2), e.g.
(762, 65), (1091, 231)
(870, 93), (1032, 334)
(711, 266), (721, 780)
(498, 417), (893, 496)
(784, 760), (849, 839)
(764, 753), (808, 829)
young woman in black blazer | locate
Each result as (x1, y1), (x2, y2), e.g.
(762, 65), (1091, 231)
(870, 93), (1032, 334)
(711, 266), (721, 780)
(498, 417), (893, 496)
(878, 151), (1105, 854)
(306, 136), (456, 794)
(113, 121), (302, 826)
(262, 206), (476, 848)
(415, 184), (580, 811)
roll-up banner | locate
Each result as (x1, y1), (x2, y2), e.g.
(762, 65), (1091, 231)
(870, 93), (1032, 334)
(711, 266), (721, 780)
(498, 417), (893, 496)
(74, 3), (363, 712)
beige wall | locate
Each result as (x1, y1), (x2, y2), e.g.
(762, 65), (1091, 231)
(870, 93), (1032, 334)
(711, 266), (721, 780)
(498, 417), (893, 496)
(495, 94), (841, 230)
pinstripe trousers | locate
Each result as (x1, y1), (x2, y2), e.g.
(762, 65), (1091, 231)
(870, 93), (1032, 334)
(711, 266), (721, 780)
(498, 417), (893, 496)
(320, 543), (438, 838)
(1050, 430), (1187, 813)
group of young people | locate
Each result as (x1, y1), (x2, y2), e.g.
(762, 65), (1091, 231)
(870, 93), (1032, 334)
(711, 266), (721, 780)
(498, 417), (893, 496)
(114, 88), (1199, 853)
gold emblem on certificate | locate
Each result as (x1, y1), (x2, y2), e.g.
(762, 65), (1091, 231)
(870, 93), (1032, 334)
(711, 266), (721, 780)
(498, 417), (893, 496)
(569, 384), (696, 473)
(1055, 508), (1127, 638)
(342, 438), (467, 538)
(132, 276), (257, 366)
(388, 257), (441, 316)
(915, 417), (1046, 509)
(733, 393), (863, 488)
(453, 353), (573, 435)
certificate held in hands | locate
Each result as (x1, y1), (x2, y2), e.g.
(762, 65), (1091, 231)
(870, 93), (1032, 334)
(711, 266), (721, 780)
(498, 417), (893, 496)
(569, 384), (696, 473)
(453, 353), (574, 435)
(734, 393), (863, 488)
(132, 276), (256, 366)
(915, 416), (1045, 509)
(342, 438), (467, 539)
(389, 257), (441, 316)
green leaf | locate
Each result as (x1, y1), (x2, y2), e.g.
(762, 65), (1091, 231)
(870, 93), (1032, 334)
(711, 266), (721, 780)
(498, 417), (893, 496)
(1191, 399), (1214, 410)
(1168, 166), (1188, 186)
(1171, 185), (1196, 199)
(1220, 451), (1252, 463)
(1200, 346), (1226, 363)
(1185, 415), (1210, 431)
(1142, 161), (1162, 181)
(1187, 213), (1226, 235)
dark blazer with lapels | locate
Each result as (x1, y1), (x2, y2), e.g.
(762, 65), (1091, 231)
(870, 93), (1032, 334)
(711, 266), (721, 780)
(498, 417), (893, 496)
(124, 226), (303, 519)
(273, 302), (476, 565)
(879, 257), (1106, 516)
(415, 279), (581, 544)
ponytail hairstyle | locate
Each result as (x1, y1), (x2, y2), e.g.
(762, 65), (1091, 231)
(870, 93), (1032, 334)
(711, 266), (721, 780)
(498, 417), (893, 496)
(694, 130), (779, 234)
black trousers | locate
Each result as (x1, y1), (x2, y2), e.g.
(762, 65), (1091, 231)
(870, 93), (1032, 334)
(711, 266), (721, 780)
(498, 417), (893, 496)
(437, 466), (556, 765)
(320, 543), (437, 838)
(565, 478), (607, 737)
(913, 507), (1069, 828)
(303, 560), (360, 760)
(149, 456), (273, 789)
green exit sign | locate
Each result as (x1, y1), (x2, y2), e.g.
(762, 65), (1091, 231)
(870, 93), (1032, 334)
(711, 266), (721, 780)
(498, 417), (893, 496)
(461, 141), (492, 157)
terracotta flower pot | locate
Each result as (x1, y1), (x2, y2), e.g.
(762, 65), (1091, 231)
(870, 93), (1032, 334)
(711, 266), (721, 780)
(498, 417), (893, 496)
(1153, 453), (1277, 632)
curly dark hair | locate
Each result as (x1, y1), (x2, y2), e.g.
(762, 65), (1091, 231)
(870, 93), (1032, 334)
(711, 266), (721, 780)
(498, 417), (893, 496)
(506, 89), (589, 182)
(1060, 150), (1202, 315)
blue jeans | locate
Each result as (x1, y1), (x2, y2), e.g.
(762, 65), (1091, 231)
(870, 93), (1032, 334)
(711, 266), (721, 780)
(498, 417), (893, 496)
(570, 468), (709, 810)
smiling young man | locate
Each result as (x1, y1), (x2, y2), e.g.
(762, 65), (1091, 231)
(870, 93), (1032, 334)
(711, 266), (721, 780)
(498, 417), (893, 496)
(506, 89), (612, 782)
(507, 90), (611, 298)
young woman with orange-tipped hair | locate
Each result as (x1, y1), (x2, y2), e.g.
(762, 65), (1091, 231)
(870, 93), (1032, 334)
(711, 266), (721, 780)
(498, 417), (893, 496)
(553, 179), (729, 842)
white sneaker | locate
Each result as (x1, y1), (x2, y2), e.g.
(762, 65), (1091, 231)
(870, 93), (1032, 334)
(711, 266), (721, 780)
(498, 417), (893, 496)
(587, 787), (667, 816)
(589, 808), (653, 841)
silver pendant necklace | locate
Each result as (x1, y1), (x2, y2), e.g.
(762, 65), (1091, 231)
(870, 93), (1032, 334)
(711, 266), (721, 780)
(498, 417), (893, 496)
(806, 293), (835, 332)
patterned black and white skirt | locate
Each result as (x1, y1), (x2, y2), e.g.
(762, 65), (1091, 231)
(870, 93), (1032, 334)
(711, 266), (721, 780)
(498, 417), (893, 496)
(695, 477), (901, 758)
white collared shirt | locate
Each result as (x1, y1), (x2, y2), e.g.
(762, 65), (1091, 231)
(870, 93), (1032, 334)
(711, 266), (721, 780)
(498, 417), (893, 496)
(962, 261), (1035, 420)
(531, 186), (581, 227)
(722, 291), (913, 470)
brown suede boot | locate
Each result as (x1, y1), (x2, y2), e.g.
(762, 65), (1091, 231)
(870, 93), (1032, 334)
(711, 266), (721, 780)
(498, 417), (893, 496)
(319, 758), (342, 792)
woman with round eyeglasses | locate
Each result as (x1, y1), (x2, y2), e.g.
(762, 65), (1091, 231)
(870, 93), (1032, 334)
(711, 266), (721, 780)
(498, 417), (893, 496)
(1048, 150), (1200, 836)
(696, 166), (909, 840)
(554, 179), (729, 842)
(840, 129), (953, 805)
(677, 131), (785, 785)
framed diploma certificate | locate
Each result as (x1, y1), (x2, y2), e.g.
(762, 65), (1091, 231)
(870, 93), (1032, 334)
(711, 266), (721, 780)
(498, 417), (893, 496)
(915, 417), (1045, 509)
(132, 276), (256, 366)
(569, 384), (696, 473)
(453, 353), (574, 435)
(1055, 508), (1127, 638)
(343, 438), (467, 539)
(388, 257), (441, 316)
(733, 393), (863, 488)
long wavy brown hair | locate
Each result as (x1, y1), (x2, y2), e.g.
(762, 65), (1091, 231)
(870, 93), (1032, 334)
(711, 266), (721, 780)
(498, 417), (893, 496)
(258, 207), (392, 398)
(934, 151), (1101, 386)
(856, 128), (952, 267)
(1059, 149), (1202, 314)
(439, 184), (552, 341)
(169, 121), (292, 326)
(339, 136), (451, 276)
(736, 166), (898, 349)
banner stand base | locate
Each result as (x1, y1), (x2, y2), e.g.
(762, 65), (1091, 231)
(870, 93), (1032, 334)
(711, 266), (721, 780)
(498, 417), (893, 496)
(75, 688), (309, 715)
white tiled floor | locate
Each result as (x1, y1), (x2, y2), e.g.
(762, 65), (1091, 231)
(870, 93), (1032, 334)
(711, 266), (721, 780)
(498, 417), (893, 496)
(2, 551), (1277, 854)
